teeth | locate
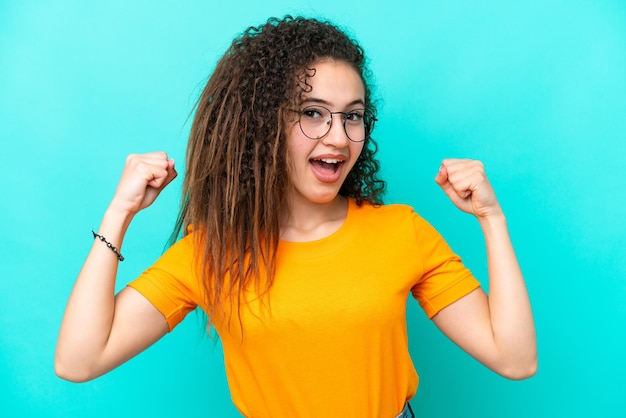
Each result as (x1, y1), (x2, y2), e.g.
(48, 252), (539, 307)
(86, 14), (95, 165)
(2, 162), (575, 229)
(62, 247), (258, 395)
(319, 158), (340, 164)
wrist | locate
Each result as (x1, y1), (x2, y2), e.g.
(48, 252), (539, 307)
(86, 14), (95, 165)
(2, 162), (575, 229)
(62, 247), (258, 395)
(100, 205), (135, 235)
(477, 210), (507, 231)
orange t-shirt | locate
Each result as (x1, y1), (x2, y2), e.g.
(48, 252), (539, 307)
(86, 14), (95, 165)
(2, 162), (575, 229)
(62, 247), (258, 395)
(129, 199), (480, 417)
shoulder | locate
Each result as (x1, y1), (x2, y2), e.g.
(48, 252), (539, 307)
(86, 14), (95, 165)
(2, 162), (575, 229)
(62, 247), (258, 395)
(153, 229), (200, 269)
(350, 199), (424, 224)
(349, 199), (442, 241)
(351, 198), (412, 213)
(348, 199), (427, 236)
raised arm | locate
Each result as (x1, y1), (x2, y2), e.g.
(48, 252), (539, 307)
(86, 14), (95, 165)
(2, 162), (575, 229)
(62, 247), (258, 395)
(431, 159), (537, 380)
(55, 152), (177, 382)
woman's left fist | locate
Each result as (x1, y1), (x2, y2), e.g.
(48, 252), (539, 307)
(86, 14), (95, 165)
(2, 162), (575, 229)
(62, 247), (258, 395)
(434, 159), (503, 219)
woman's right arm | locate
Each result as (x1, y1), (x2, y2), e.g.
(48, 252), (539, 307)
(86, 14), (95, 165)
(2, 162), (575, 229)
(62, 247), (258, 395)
(55, 152), (177, 382)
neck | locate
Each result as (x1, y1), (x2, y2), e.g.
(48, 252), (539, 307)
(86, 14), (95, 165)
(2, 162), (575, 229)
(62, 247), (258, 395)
(280, 195), (349, 242)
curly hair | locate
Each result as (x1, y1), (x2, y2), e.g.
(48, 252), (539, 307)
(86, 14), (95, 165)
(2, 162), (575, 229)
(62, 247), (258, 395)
(171, 16), (386, 327)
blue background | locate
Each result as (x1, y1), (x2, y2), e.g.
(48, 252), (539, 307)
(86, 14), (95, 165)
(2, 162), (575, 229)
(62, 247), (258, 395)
(1, 1), (625, 417)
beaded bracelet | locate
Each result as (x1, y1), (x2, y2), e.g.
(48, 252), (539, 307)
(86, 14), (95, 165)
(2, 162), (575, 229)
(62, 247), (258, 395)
(92, 230), (125, 261)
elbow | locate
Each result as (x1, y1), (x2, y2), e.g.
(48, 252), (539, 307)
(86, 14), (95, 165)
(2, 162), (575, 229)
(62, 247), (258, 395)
(54, 354), (97, 383)
(498, 357), (538, 380)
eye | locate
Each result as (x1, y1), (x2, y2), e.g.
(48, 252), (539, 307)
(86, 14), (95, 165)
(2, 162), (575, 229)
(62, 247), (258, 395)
(345, 110), (364, 122)
(302, 107), (324, 119)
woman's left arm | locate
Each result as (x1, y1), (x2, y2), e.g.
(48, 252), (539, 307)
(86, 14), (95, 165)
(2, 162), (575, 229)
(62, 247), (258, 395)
(432, 159), (537, 380)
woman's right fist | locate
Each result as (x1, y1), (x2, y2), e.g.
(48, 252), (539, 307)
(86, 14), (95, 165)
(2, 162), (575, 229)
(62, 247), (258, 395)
(109, 152), (177, 215)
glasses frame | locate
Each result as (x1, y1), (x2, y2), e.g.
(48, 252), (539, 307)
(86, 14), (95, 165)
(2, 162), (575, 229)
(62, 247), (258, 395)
(296, 105), (373, 143)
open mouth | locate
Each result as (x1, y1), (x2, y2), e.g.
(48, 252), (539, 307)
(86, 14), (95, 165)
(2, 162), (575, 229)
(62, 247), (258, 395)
(310, 158), (344, 173)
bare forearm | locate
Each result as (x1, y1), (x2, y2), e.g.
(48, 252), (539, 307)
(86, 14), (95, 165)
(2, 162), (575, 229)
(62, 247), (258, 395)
(434, 159), (537, 378)
(55, 207), (133, 381)
(479, 213), (537, 378)
(55, 153), (176, 381)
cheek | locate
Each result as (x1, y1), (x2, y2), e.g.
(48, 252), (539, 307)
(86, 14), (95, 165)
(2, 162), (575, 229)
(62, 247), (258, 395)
(285, 124), (305, 175)
(351, 142), (365, 163)
(286, 124), (314, 159)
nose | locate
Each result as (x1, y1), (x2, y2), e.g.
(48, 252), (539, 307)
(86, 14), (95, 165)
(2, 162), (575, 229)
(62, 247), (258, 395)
(321, 114), (350, 148)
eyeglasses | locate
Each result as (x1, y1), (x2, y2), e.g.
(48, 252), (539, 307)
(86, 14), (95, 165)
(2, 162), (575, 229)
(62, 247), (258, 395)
(296, 105), (372, 143)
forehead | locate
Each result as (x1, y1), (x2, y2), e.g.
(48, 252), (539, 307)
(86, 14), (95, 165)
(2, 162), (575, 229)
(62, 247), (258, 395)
(301, 60), (365, 105)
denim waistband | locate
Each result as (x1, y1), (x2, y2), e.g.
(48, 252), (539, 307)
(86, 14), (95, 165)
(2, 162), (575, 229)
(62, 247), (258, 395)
(396, 402), (415, 418)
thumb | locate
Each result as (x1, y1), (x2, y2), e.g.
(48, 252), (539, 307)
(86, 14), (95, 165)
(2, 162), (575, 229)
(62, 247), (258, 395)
(434, 165), (470, 210)
(435, 176), (458, 202)
(163, 159), (178, 187)
(434, 165), (455, 197)
(147, 159), (177, 190)
(434, 165), (447, 187)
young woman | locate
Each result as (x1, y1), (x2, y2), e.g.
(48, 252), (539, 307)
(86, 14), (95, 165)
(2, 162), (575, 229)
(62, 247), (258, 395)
(55, 16), (536, 418)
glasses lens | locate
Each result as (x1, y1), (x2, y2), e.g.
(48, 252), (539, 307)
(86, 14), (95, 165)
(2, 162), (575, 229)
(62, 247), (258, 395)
(344, 109), (366, 142)
(299, 106), (331, 139)
(299, 106), (367, 142)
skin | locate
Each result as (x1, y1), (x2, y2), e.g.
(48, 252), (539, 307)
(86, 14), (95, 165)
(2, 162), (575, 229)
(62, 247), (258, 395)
(433, 160), (537, 379)
(281, 60), (365, 242)
(55, 60), (536, 383)
(55, 153), (174, 381)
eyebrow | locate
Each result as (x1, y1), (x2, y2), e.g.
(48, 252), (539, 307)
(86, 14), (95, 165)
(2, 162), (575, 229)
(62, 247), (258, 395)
(302, 97), (365, 108)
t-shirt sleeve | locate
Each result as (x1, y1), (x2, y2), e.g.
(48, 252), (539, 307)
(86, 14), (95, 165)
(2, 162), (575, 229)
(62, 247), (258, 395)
(410, 212), (481, 319)
(127, 233), (203, 331)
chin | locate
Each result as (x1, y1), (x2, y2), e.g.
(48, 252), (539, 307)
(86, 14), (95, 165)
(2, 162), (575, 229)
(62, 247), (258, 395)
(301, 188), (343, 205)
(308, 194), (339, 204)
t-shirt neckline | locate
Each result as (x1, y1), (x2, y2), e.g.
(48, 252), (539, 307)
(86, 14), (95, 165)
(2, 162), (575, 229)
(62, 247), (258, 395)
(278, 198), (357, 250)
